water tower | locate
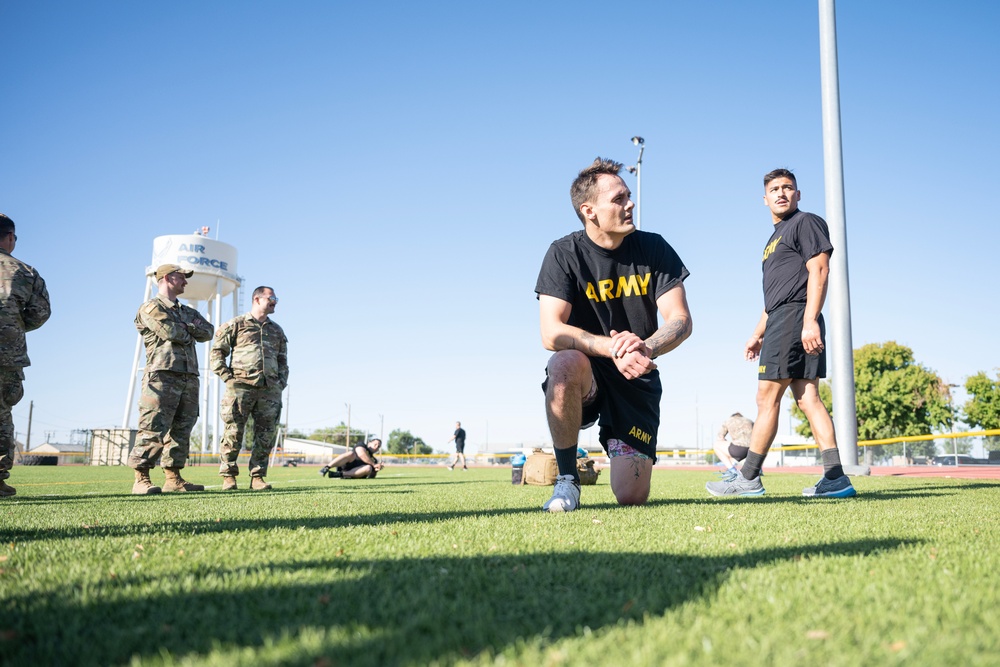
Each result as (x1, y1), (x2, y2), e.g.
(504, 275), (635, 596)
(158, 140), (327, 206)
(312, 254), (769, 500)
(122, 230), (242, 454)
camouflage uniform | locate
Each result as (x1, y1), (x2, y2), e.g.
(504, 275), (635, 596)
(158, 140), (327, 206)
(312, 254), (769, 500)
(0, 248), (51, 482)
(129, 294), (214, 471)
(211, 313), (288, 478)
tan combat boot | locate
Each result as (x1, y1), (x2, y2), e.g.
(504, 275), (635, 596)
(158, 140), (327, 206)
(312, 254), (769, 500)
(250, 476), (271, 491)
(132, 469), (162, 495)
(222, 476), (238, 491)
(0, 480), (17, 497)
(162, 467), (205, 492)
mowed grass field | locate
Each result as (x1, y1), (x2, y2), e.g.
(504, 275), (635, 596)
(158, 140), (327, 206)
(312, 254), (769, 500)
(1, 465), (998, 666)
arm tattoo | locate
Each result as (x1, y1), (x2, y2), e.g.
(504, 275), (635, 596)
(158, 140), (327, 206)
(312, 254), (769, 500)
(573, 331), (601, 356)
(645, 317), (691, 358)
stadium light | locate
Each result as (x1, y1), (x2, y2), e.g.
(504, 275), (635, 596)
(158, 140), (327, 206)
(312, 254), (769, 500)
(626, 137), (645, 229)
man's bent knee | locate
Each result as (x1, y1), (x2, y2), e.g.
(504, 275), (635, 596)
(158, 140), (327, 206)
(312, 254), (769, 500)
(546, 350), (591, 383)
(608, 440), (652, 506)
(614, 485), (650, 506)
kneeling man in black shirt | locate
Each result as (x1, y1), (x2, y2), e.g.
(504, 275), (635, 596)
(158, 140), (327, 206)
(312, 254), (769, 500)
(535, 157), (692, 512)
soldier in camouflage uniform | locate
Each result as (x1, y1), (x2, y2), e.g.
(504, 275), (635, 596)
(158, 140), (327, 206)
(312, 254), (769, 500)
(211, 286), (288, 491)
(0, 214), (51, 498)
(129, 264), (215, 494)
(713, 412), (755, 481)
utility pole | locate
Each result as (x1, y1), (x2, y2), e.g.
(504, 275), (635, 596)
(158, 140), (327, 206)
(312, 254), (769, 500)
(26, 400), (33, 450)
(345, 403), (351, 449)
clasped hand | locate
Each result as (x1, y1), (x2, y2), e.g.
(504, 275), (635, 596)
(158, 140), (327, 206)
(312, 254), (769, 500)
(609, 329), (656, 379)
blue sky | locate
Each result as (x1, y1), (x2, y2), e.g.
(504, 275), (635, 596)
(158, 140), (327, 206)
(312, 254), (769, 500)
(2, 1), (997, 455)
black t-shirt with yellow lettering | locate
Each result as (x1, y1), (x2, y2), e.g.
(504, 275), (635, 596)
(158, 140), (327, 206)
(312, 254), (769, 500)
(535, 229), (688, 459)
(761, 209), (833, 313)
(535, 229), (688, 339)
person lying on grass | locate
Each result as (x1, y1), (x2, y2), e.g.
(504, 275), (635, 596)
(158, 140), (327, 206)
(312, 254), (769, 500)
(319, 438), (383, 479)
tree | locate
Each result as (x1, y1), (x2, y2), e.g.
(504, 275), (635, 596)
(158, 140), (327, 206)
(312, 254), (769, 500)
(963, 370), (1000, 453)
(790, 341), (953, 461)
(307, 423), (369, 448)
(387, 429), (432, 455)
(791, 382), (833, 439)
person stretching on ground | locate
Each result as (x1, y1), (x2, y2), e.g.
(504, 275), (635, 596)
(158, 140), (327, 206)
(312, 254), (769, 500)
(319, 438), (383, 479)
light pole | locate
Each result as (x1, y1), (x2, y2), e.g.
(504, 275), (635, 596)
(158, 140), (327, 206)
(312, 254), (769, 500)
(345, 403), (351, 449)
(947, 384), (960, 465)
(625, 136), (644, 230)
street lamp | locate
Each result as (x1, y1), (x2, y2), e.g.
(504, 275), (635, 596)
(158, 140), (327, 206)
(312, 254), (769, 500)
(625, 136), (644, 230)
(947, 383), (961, 465)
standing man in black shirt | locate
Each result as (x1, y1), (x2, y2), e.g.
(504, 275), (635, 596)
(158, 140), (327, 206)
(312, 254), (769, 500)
(706, 168), (856, 498)
(447, 421), (467, 471)
(535, 157), (692, 512)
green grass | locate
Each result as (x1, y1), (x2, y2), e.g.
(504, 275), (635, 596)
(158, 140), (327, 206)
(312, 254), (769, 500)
(1, 465), (998, 666)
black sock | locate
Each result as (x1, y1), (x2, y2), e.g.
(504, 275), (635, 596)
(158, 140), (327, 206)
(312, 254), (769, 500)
(741, 452), (766, 480)
(822, 448), (844, 480)
(554, 446), (580, 482)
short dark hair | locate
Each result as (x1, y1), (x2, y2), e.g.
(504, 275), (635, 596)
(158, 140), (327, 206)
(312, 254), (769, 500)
(0, 214), (14, 237)
(571, 157), (624, 224)
(763, 168), (797, 188)
(731, 412), (743, 418)
(252, 286), (274, 300)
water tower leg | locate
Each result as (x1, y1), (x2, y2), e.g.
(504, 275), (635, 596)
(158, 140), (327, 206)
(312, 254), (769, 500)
(199, 296), (211, 459)
(212, 282), (223, 456)
(122, 276), (153, 428)
(201, 317), (210, 464)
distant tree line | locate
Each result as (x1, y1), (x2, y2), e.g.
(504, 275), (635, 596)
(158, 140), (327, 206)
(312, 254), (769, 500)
(790, 341), (1000, 462)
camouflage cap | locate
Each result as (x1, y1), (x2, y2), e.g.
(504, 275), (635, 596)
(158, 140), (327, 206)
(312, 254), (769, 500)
(155, 264), (194, 280)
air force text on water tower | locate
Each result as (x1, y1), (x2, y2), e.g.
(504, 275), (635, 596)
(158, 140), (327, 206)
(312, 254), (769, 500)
(149, 234), (240, 302)
(178, 242), (228, 271)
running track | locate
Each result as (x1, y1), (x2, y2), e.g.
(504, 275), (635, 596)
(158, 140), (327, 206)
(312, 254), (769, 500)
(672, 464), (1000, 481)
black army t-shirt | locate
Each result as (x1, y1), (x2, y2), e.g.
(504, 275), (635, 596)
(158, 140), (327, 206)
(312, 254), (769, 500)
(534, 229), (688, 457)
(535, 229), (688, 340)
(761, 209), (833, 313)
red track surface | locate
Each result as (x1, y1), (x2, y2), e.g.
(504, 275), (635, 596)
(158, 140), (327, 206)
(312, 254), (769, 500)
(671, 464), (1000, 481)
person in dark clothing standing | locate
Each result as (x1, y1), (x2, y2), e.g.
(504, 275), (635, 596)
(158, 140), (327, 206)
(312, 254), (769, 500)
(447, 421), (467, 470)
(706, 168), (856, 498)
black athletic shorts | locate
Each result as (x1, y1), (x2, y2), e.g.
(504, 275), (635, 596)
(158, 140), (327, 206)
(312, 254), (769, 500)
(728, 443), (749, 462)
(542, 357), (661, 461)
(758, 302), (826, 380)
(454, 442), (465, 454)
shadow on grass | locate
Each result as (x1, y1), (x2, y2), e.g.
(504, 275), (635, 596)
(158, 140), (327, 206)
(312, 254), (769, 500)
(3, 486), (969, 543)
(0, 503), (548, 543)
(0, 538), (916, 666)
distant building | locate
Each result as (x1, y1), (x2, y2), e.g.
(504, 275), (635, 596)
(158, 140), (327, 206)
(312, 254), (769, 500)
(279, 437), (348, 463)
(25, 440), (90, 464)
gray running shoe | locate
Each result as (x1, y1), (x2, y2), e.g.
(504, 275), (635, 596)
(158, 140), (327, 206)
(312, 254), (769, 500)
(802, 475), (856, 498)
(543, 474), (581, 512)
(717, 467), (738, 482)
(706, 470), (765, 497)
(716, 467), (761, 483)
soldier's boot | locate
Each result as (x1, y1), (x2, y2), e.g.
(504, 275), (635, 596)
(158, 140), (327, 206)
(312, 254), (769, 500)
(222, 476), (238, 491)
(162, 467), (205, 492)
(132, 470), (162, 495)
(0, 481), (17, 497)
(250, 476), (272, 491)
